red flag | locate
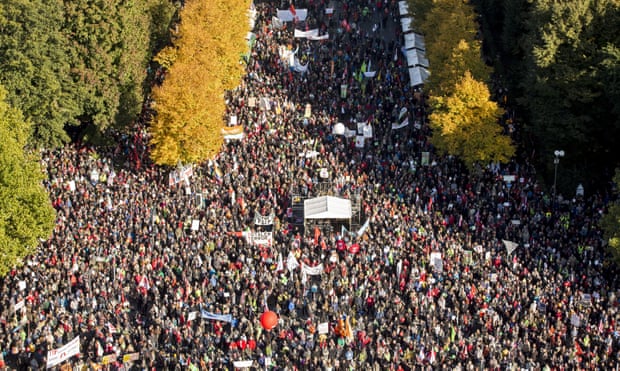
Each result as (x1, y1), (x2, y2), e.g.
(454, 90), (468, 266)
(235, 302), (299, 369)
(314, 226), (321, 245)
(289, 3), (296, 16)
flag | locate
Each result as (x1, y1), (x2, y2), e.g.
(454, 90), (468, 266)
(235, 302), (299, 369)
(289, 3), (296, 16)
(344, 316), (354, 342)
(276, 253), (284, 272)
(287, 252), (299, 271)
(138, 275), (150, 291)
(314, 226), (321, 245)
(450, 326), (456, 343)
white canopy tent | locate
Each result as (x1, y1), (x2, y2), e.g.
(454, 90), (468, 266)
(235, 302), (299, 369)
(404, 33), (426, 51)
(400, 17), (414, 33)
(409, 66), (430, 87)
(405, 49), (429, 68)
(304, 196), (352, 219)
(398, 1), (410, 17)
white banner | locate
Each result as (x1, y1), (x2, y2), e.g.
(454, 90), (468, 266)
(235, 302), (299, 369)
(355, 136), (365, 148)
(294, 29), (319, 38)
(47, 336), (80, 369)
(308, 33), (329, 41)
(277, 9), (308, 22)
(234, 360), (254, 368)
(362, 123), (373, 138)
(254, 213), (275, 225)
(392, 118), (409, 130)
(301, 263), (324, 275)
(249, 232), (273, 246)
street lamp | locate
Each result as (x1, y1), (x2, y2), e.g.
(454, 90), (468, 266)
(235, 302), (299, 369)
(553, 150), (565, 201)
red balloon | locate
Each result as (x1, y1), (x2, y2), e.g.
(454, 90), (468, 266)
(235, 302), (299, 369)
(260, 311), (279, 330)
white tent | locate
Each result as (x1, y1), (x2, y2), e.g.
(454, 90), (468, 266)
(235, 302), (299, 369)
(404, 33), (426, 51)
(405, 49), (429, 68)
(400, 17), (414, 33)
(304, 196), (352, 219)
(398, 1), (410, 17)
(408, 66), (430, 87)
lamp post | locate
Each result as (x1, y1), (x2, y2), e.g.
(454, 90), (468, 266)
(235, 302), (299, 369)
(553, 150), (565, 201)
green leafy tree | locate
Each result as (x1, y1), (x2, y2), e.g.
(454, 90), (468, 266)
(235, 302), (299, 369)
(601, 170), (620, 263)
(0, 0), (79, 146)
(429, 72), (515, 170)
(0, 86), (55, 276)
(0, 0), (176, 147)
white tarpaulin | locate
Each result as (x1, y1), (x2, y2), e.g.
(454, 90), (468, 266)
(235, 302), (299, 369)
(277, 9), (308, 22)
(398, 1), (410, 16)
(400, 17), (414, 33)
(404, 33), (426, 51)
(408, 66), (430, 87)
(304, 196), (352, 219)
(405, 49), (429, 67)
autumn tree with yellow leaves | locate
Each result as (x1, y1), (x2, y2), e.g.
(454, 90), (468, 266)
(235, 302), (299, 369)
(429, 72), (515, 170)
(150, 0), (251, 165)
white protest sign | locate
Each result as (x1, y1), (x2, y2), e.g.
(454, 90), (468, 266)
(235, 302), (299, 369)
(46, 336), (80, 369)
(191, 219), (200, 231)
(318, 322), (329, 334)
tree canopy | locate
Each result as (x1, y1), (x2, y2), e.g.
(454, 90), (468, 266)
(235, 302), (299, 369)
(474, 0), (620, 191)
(149, 0), (251, 165)
(0, 0), (176, 147)
(429, 72), (515, 170)
(0, 86), (55, 276)
(409, 0), (512, 168)
(601, 169), (620, 263)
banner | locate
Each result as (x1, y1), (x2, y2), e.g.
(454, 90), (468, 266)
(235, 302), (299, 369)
(169, 165), (194, 187)
(392, 117), (409, 130)
(277, 9), (308, 22)
(254, 213), (275, 226)
(122, 353), (140, 363)
(363, 71), (377, 78)
(249, 231), (273, 246)
(301, 263), (324, 275)
(355, 136), (365, 148)
(318, 322), (329, 334)
(233, 360), (254, 368)
(200, 308), (233, 323)
(294, 29), (319, 38)
(308, 33), (329, 41)
(47, 336), (80, 369)
(287, 252), (300, 271)
(463, 250), (473, 266)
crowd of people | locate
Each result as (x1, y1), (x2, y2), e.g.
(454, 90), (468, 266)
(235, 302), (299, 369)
(1, 0), (619, 369)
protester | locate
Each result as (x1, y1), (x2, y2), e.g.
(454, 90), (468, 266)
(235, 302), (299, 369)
(0, 1), (618, 370)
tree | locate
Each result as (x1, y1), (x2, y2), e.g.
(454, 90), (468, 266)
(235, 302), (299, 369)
(150, 0), (251, 165)
(0, 0), (79, 146)
(601, 170), (620, 263)
(0, 86), (55, 276)
(429, 72), (515, 170)
(0, 0), (176, 147)
(413, 0), (491, 96)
